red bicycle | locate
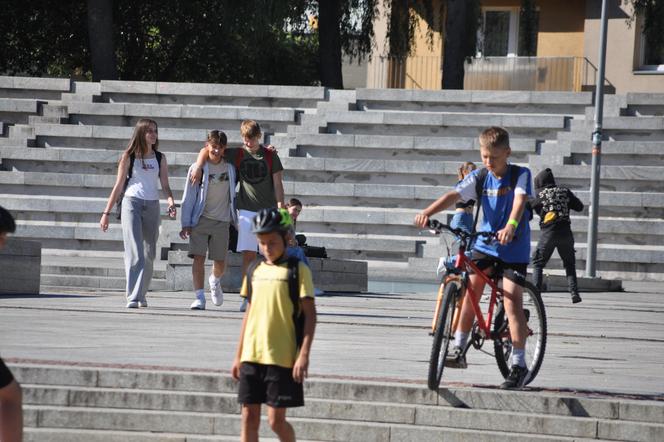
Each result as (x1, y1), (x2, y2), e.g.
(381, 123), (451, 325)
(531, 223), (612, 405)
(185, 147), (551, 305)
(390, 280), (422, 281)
(426, 219), (547, 390)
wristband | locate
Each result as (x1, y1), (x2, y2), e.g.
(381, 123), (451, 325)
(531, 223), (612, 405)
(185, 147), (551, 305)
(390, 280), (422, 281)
(102, 212), (111, 216)
(507, 219), (519, 228)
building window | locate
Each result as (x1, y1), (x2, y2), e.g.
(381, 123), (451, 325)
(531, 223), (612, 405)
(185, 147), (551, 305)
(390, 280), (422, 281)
(639, 33), (664, 71)
(479, 8), (519, 57)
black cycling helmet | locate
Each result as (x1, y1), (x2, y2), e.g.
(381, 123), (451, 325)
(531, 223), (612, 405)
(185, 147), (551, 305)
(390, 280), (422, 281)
(251, 207), (293, 235)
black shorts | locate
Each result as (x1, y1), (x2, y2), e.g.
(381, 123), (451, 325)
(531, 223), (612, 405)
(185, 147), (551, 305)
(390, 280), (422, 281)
(470, 251), (528, 287)
(0, 357), (15, 389)
(238, 362), (304, 408)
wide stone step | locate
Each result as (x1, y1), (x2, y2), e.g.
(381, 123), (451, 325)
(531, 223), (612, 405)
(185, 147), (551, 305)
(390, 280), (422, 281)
(40, 274), (168, 291)
(67, 101), (296, 121)
(11, 364), (664, 423)
(24, 383), (603, 429)
(25, 405), (610, 442)
(12, 363), (664, 441)
(546, 164), (664, 192)
(275, 133), (537, 160)
(25, 427), (296, 442)
(0, 97), (40, 124)
(19, 386), (621, 440)
(26, 122), (278, 151)
(321, 110), (566, 138)
(0, 75), (71, 100)
(355, 89), (593, 115)
(99, 80), (325, 109)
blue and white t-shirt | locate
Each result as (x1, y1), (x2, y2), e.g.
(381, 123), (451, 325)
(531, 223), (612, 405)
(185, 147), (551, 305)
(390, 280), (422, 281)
(455, 165), (533, 263)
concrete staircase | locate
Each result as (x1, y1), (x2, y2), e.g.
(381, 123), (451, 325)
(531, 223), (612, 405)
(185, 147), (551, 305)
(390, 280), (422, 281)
(1, 75), (664, 286)
(12, 362), (664, 441)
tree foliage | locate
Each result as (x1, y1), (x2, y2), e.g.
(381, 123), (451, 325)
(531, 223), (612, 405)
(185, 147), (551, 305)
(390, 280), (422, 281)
(0, 0), (318, 85)
(387, 0), (444, 58)
(0, 0), (89, 77)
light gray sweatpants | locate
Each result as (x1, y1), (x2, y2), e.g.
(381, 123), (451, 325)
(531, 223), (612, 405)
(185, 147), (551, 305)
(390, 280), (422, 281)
(121, 196), (160, 303)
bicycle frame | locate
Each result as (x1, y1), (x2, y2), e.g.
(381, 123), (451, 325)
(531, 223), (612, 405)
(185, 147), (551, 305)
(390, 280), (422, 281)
(452, 251), (504, 340)
(429, 220), (507, 342)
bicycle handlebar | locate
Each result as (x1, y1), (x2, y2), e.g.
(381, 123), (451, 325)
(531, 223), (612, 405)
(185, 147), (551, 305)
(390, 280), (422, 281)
(426, 219), (495, 241)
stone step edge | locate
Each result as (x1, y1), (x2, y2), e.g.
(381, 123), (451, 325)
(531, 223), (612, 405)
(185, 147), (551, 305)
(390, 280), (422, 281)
(21, 424), (585, 442)
(23, 427), (295, 442)
(10, 363), (664, 422)
(22, 383), (616, 426)
(23, 404), (627, 441)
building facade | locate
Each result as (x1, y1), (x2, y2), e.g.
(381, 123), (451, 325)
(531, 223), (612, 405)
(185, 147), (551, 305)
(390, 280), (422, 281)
(366, 0), (664, 93)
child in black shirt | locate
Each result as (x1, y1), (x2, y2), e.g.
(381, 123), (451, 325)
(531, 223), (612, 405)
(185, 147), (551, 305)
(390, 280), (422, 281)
(531, 169), (584, 303)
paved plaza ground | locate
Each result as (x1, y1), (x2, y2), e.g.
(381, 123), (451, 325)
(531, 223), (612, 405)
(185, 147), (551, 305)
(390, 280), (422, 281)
(1, 281), (663, 399)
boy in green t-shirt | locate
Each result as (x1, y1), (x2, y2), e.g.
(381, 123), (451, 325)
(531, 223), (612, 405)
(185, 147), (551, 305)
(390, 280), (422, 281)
(231, 208), (316, 442)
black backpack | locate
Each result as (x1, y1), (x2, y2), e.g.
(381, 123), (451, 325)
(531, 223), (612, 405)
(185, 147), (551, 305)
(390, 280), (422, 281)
(115, 151), (163, 219)
(245, 256), (305, 348)
(472, 164), (532, 233)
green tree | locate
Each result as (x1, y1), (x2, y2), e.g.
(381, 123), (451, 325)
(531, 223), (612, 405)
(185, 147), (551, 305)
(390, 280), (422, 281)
(0, 0), (318, 85)
(0, 0), (89, 77)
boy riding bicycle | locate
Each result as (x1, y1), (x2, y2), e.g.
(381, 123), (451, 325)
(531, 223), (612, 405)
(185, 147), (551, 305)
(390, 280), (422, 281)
(414, 126), (534, 389)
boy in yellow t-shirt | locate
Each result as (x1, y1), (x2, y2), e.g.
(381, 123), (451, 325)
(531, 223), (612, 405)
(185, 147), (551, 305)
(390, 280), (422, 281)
(231, 207), (316, 442)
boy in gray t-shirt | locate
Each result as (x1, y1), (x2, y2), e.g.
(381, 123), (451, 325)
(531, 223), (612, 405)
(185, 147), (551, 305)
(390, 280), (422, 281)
(180, 130), (238, 310)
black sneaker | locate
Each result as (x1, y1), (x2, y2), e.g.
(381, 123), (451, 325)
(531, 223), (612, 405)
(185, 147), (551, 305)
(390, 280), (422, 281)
(444, 346), (468, 369)
(571, 293), (582, 304)
(500, 365), (528, 389)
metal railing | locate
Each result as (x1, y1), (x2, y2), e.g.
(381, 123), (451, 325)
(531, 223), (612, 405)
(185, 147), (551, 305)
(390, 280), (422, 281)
(367, 55), (599, 92)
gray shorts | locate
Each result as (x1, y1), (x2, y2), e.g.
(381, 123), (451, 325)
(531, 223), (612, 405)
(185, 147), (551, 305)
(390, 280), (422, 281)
(188, 217), (230, 261)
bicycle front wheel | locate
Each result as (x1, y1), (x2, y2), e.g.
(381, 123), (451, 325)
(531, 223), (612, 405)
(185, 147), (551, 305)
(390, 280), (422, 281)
(427, 282), (460, 390)
(493, 281), (547, 386)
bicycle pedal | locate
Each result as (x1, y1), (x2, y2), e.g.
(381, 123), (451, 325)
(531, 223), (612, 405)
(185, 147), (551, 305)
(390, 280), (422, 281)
(444, 359), (468, 369)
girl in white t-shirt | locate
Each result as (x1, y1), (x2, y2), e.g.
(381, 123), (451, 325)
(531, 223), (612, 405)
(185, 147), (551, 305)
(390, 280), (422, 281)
(100, 119), (176, 308)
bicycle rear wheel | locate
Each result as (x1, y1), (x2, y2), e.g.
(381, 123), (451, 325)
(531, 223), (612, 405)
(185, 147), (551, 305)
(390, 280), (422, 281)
(493, 281), (547, 386)
(427, 282), (460, 390)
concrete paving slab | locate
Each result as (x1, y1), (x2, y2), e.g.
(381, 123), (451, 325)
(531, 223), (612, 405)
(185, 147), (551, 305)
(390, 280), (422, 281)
(1, 282), (664, 399)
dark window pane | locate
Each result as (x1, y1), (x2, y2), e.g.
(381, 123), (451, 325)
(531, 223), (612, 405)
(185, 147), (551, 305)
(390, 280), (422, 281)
(484, 11), (510, 56)
(643, 37), (664, 65)
(518, 10), (539, 56)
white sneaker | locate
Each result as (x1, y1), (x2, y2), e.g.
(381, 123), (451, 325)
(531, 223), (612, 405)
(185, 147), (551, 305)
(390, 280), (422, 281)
(138, 300), (148, 308)
(126, 301), (139, 309)
(209, 275), (224, 306)
(190, 297), (205, 310)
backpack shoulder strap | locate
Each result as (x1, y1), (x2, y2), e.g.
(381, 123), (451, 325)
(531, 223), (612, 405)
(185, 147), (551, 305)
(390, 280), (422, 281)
(287, 256), (300, 313)
(127, 153), (135, 180)
(155, 150), (163, 177)
(264, 147), (273, 173)
(509, 164), (521, 191)
(472, 168), (489, 233)
(244, 258), (262, 301)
